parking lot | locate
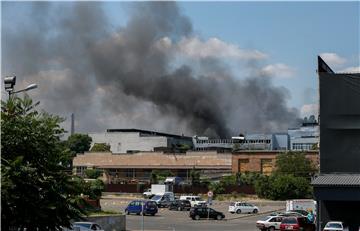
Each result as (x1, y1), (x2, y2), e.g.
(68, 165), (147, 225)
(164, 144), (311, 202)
(100, 195), (285, 231)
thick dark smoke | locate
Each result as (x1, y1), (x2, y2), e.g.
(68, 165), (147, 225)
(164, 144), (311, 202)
(2, 2), (299, 137)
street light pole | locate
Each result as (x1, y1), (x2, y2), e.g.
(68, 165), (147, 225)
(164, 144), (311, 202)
(3, 76), (37, 99)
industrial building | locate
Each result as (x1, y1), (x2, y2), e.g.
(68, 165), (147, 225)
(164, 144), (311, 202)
(73, 151), (232, 183)
(288, 119), (319, 151)
(312, 56), (360, 230)
(89, 129), (193, 154)
(73, 150), (319, 182)
(192, 133), (289, 151)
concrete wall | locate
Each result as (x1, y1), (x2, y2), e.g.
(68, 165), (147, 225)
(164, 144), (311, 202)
(86, 215), (126, 231)
(89, 132), (167, 153)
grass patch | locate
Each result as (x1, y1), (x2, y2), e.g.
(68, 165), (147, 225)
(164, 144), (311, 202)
(87, 210), (122, 216)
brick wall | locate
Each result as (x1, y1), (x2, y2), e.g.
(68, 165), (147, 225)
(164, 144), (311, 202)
(232, 150), (319, 173)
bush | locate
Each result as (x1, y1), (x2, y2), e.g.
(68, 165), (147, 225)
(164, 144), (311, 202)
(209, 182), (225, 195)
(220, 175), (237, 186)
(237, 172), (262, 185)
(85, 169), (101, 179)
(255, 174), (312, 200)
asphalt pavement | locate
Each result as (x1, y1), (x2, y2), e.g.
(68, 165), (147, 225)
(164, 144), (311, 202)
(100, 195), (286, 231)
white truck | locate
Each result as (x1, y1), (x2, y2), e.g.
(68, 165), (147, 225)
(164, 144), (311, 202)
(286, 199), (316, 214)
(143, 184), (170, 198)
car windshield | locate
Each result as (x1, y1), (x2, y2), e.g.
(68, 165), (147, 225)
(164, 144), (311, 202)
(74, 223), (91, 229)
(152, 195), (162, 200)
(194, 197), (201, 201)
(282, 218), (297, 224)
(326, 223), (343, 229)
(259, 216), (272, 221)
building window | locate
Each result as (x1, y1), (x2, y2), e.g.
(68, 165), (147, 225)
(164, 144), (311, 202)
(261, 159), (273, 175)
(238, 159), (249, 173)
(76, 166), (87, 176)
(125, 169), (133, 178)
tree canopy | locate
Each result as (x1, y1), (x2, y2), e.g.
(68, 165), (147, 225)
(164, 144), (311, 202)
(274, 152), (317, 178)
(67, 133), (92, 155)
(1, 96), (85, 230)
(90, 143), (111, 152)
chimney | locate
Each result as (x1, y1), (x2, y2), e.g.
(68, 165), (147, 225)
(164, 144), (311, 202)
(71, 113), (75, 135)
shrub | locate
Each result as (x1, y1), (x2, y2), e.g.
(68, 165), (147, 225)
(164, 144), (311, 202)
(85, 169), (101, 179)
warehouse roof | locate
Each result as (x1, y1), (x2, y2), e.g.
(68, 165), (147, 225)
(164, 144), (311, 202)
(73, 151), (232, 169)
(311, 174), (360, 187)
(106, 128), (192, 139)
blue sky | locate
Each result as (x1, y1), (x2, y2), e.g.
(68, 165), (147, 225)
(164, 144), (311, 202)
(103, 1), (359, 116)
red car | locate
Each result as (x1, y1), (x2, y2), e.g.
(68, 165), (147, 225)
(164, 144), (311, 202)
(280, 216), (316, 231)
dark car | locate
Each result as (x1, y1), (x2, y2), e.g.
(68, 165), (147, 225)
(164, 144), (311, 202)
(125, 200), (158, 216)
(169, 200), (192, 211)
(280, 216), (315, 231)
(189, 207), (225, 220)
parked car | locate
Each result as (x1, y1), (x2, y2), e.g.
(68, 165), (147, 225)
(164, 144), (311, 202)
(179, 195), (207, 207)
(189, 207), (225, 220)
(71, 222), (104, 231)
(280, 216), (315, 231)
(256, 216), (284, 231)
(169, 199), (192, 211)
(323, 221), (348, 231)
(151, 192), (175, 208)
(143, 188), (153, 198)
(125, 200), (158, 216)
(228, 202), (259, 214)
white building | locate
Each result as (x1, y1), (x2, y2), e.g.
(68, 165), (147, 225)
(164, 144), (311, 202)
(288, 122), (319, 151)
(89, 129), (193, 154)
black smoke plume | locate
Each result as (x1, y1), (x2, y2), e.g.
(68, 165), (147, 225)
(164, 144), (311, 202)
(2, 2), (299, 137)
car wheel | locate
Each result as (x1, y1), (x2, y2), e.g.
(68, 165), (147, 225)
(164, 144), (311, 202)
(194, 215), (200, 220)
(137, 212), (141, 215)
(236, 209), (242, 214)
(253, 209), (258, 214)
(151, 213), (155, 216)
(216, 214), (223, 220)
(126, 210), (130, 215)
(177, 207), (182, 211)
(268, 226), (275, 231)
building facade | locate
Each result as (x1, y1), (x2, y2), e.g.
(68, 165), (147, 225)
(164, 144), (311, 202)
(73, 151), (232, 183)
(232, 150), (319, 175)
(192, 133), (289, 151)
(312, 56), (360, 230)
(89, 129), (193, 154)
(288, 121), (319, 151)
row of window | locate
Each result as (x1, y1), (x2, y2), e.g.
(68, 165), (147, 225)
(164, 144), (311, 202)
(292, 143), (314, 151)
(196, 139), (271, 144)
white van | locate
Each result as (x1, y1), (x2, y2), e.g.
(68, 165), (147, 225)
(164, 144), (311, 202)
(179, 195), (207, 207)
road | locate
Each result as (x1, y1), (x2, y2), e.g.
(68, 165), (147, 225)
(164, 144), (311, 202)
(101, 195), (286, 231)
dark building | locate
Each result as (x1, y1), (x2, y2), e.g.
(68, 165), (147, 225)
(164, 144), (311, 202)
(312, 56), (360, 230)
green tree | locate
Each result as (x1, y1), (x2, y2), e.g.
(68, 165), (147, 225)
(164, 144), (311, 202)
(254, 174), (313, 200)
(90, 143), (111, 152)
(85, 169), (102, 179)
(1, 95), (84, 230)
(67, 133), (92, 155)
(190, 168), (201, 186)
(274, 152), (317, 178)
